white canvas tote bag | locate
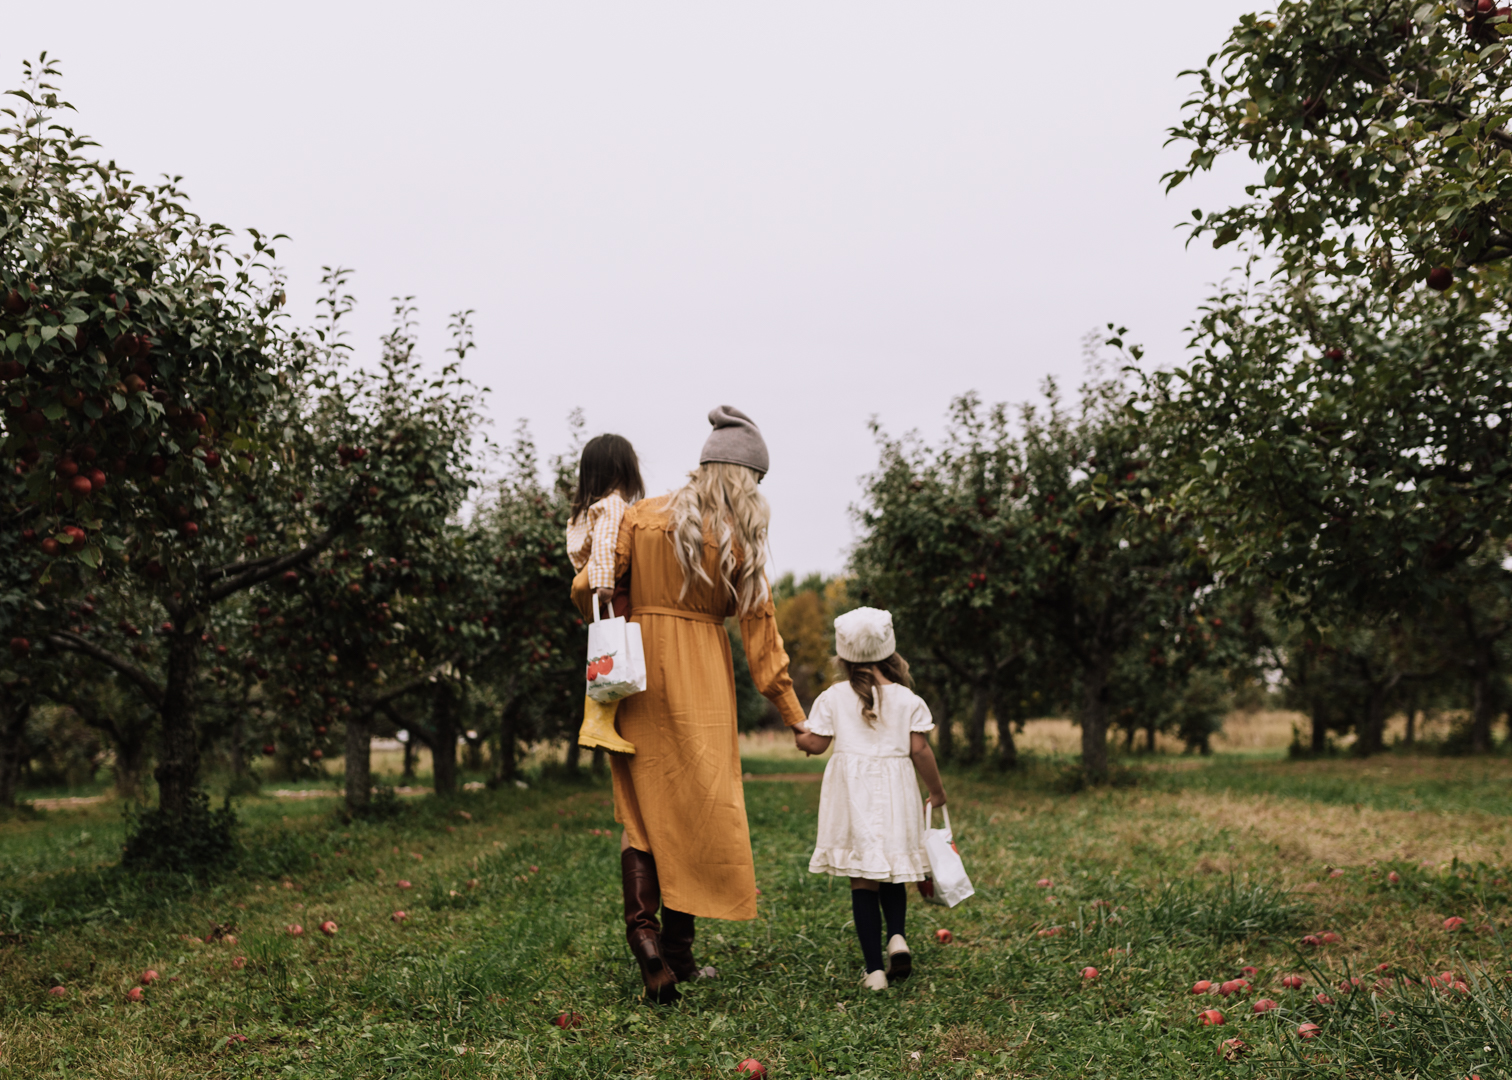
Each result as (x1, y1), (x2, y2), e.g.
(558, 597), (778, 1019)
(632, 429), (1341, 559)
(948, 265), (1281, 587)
(584, 602), (646, 704)
(920, 805), (975, 908)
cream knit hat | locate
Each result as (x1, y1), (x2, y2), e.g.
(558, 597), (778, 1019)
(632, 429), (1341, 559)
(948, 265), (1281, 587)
(834, 607), (896, 664)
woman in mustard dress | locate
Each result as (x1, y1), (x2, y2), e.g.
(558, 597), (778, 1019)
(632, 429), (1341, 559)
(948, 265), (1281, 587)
(571, 406), (804, 1004)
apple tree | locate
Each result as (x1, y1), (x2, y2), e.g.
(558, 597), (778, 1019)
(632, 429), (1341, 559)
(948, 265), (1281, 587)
(1141, 0), (1512, 750)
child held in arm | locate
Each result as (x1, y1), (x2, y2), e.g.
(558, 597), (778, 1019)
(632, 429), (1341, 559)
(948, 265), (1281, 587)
(792, 607), (946, 991)
(566, 433), (645, 755)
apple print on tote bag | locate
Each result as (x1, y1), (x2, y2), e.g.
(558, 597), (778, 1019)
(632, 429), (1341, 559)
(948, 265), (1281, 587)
(584, 602), (647, 704)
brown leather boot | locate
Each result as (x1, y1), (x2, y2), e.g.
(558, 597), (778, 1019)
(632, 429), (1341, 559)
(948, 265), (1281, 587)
(661, 908), (700, 983)
(622, 848), (678, 1005)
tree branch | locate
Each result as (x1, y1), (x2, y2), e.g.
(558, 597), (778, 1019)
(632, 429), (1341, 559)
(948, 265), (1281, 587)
(204, 523), (346, 603)
(46, 632), (164, 706)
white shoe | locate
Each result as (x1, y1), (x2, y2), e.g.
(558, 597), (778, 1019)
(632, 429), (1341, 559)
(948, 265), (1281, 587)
(861, 969), (889, 991)
(885, 934), (912, 980)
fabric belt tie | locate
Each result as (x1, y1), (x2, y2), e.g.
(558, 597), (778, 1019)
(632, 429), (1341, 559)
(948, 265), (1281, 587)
(632, 606), (725, 625)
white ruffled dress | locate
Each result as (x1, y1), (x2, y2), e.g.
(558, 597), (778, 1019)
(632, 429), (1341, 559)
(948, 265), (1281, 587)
(806, 682), (934, 883)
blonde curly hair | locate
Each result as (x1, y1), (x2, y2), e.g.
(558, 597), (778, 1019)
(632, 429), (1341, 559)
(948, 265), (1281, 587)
(666, 462), (770, 615)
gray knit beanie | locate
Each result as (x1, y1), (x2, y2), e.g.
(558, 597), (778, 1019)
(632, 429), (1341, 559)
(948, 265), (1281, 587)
(699, 405), (769, 476)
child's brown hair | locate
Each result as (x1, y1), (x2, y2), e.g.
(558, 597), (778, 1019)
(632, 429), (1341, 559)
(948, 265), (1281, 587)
(571, 434), (646, 522)
(837, 652), (913, 726)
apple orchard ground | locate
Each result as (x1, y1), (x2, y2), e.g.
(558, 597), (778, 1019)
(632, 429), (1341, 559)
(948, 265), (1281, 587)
(1, 724), (1511, 1077)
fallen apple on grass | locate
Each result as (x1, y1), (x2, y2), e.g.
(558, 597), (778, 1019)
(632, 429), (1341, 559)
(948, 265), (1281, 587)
(936, 929), (953, 943)
(1220, 1037), (1249, 1061)
(1297, 1022), (1321, 1039)
(397, 881), (413, 890)
(1300, 935), (1322, 947)
(1240, 966), (1258, 977)
(1198, 1009), (1225, 1026)
(140, 970), (159, 985)
(1387, 871), (1401, 883)
(392, 911), (408, 923)
(1444, 916), (1467, 931)
(286, 924), (304, 937)
(231, 957), (247, 970)
(1080, 967), (1098, 980)
(1036, 927), (1061, 938)
(1190, 980), (1213, 994)
(320, 921), (337, 936)
(552, 1011), (583, 1029)
(736, 1060), (767, 1078)
(1314, 992), (1334, 1005)
(126, 987), (144, 1002)
(1319, 931), (1341, 944)
(225, 1034), (249, 1047)
(1251, 998), (1278, 1014)
(47, 986), (67, 997)
(1279, 974), (1305, 989)
(1036, 878), (1053, 888)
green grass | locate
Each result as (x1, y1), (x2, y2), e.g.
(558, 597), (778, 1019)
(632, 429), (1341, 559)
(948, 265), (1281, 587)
(0, 755), (1508, 1077)
(1138, 754), (1512, 815)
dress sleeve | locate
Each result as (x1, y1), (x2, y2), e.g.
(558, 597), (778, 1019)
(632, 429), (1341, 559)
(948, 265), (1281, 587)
(738, 591), (806, 728)
(908, 695), (935, 733)
(804, 691), (835, 737)
(586, 497), (624, 591)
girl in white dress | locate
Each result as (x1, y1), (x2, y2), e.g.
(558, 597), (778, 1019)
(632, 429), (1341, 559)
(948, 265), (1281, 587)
(793, 607), (947, 991)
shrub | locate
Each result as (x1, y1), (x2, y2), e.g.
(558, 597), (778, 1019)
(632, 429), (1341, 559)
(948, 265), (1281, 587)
(120, 791), (237, 874)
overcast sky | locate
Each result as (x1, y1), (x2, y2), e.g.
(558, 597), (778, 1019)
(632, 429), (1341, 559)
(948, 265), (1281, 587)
(11, 2), (1261, 576)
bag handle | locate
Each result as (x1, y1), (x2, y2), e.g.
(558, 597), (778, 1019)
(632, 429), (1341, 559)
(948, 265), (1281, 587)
(924, 803), (952, 835)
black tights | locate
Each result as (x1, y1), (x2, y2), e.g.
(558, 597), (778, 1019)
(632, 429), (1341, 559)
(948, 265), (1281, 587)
(851, 883), (909, 973)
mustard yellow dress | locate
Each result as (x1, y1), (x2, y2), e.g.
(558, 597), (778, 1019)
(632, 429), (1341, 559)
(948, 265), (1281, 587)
(571, 495), (804, 920)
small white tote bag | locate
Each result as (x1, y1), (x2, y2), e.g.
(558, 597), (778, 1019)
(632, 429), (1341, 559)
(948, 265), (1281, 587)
(584, 602), (647, 704)
(919, 805), (975, 908)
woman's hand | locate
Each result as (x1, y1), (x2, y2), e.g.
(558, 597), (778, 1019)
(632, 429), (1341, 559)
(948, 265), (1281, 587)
(926, 792), (947, 810)
(594, 586), (614, 616)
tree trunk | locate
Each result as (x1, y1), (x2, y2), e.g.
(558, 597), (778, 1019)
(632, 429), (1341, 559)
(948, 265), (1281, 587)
(153, 627), (202, 819)
(114, 731), (149, 802)
(563, 737), (581, 775)
(0, 692), (29, 808)
(229, 706), (248, 786)
(402, 734), (416, 780)
(344, 710), (372, 811)
(1470, 651), (1498, 755)
(1356, 686), (1388, 757)
(431, 685), (458, 796)
(494, 699), (518, 784)
(990, 687), (1018, 770)
(1403, 696), (1417, 746)
(927, 685), (954, 762)
(964, 683), (990, 764)
(1080, 654), (1112, 782)
(1145, 715), (1158, 754)
(591, 746), (606, 776)
(1310, 701), (1328, 754)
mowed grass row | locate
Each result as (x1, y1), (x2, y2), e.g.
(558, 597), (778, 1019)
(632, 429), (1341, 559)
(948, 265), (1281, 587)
(0, 757), (1508, 1077)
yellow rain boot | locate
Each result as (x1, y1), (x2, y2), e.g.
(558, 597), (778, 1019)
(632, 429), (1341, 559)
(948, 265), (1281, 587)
(578, 695), (635, 755)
